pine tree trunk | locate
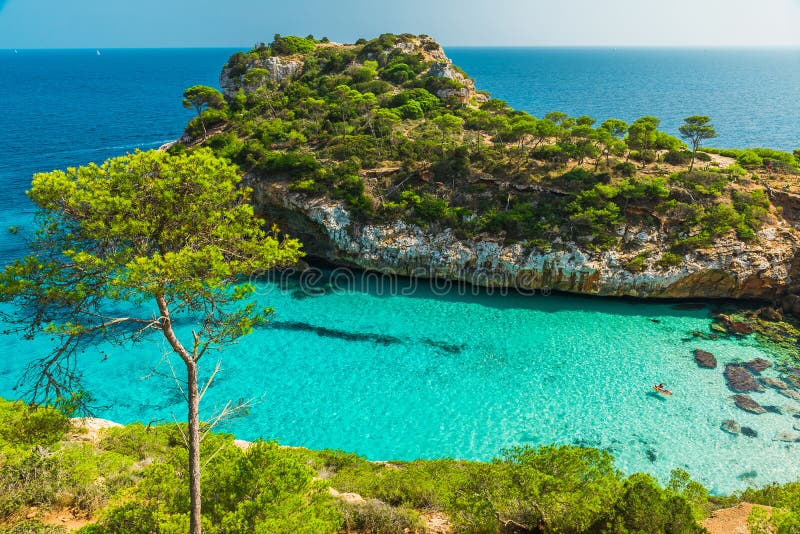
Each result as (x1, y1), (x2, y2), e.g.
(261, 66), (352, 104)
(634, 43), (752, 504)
(186, 362), (202, 534)
(156, 295), (203, 534)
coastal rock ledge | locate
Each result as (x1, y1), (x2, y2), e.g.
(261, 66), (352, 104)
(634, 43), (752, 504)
(255, 182), (800, 300)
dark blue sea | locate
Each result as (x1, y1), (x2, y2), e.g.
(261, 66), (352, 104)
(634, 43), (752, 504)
(1, 48), (800, 493)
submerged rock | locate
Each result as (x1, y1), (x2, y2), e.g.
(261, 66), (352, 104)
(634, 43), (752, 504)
(741, 427), (759, 438)
(721, 419), (741, 434)
(764, 405), (783, 415)
(785, 374), (800, 389)
(780, 389), (800, 401)
(782, 404), (800, 416)
(759, 307), (783, 322)
(774, 431), (800, 442)
(694, 349), (717, 369)
(725, 364), (764, 392)
(744, 358), (772, 374)
(734, 394), (766, 414)
(760, 377), (789, 390)
(794, 422), (800, 431)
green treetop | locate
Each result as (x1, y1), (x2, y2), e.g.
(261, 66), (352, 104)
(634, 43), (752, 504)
(679, 115), (717, 171)
(0, 148), (303, 534)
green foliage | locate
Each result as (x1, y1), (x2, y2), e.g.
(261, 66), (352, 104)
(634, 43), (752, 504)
(737, 150), (764, 167)
(672, 170), (731, 196)
(270, 34), (316, 55)
(659, 252), (684, 267)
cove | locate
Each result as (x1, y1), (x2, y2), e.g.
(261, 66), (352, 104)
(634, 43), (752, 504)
(0, 270), (798, 495)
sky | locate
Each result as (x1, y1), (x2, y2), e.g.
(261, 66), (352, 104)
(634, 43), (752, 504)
(1, 0), (799, 48)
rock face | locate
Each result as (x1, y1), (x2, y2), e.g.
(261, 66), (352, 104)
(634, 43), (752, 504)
(220, 56), (303, 98)
(734, 394), (766, 414)
(694, 349), (717, 369)
(253, 183), (800, 300)
(725, 364), (764, 392)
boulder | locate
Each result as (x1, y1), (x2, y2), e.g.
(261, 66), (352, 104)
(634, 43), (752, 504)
(794, 422), (800, 431)
(741, 426), (759, 438)
(744, 358), (772, 374)
(716, 314), (755, 335)
(693, 349), (717, 369)
(774, 431), (800, 442)
(760, 377), (789, 390)
(782, 404), (800, 415)
(779, 389), (800, 401)
(721, 419), (741, 434)
(785, 374), (800, 389)
(759, 307), (783, 322)
(725, 364), (764, 392)
(734, 394), (766, 414)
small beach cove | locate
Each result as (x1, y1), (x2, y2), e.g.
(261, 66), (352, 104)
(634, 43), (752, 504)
(2, 271), (799, 495)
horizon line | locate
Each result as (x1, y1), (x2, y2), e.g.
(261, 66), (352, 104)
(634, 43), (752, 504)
(3, 44), (800, 51)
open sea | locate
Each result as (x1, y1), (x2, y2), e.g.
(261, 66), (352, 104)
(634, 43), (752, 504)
(1, 47), (799, 494)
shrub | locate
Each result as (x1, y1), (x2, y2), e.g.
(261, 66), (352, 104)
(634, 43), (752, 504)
(271, 35), (316, 55)
(658, 252), (683, 267)
(614, 161), (637, 177)
(737, 150), (764, 167)
(626, 252), (649, 273)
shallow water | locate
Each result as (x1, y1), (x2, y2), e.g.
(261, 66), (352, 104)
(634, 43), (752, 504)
(2, 272), (798, 494)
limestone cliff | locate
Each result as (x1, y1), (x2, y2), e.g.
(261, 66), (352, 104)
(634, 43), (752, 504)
(254, 181), (800, 300)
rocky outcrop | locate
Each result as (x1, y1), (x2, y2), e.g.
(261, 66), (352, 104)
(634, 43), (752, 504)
(734, 394), (766, 414)
(220, 56), (303, 98)
(725, 364), (763, 392)
(744, 358), (772, 374)
(761, 377), (789, 390)
(254, 183), (799, 300)
(694, 349), (717, 369)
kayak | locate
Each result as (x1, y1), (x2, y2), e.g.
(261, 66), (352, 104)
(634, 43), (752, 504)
(653, 385), (673, 395)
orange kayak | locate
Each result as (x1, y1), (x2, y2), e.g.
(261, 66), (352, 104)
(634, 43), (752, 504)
(653, 386), (672, 395)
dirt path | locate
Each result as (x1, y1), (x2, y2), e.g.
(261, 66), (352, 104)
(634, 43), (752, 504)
(701, 503), (773, 534)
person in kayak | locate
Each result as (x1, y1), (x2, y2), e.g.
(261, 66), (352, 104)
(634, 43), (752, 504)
(654, 383), (672, 395)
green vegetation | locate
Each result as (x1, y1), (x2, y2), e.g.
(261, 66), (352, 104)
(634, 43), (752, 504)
(185, 34), (795, 257)
(0, 398), (723, 533)
(0, 149), (303, 533)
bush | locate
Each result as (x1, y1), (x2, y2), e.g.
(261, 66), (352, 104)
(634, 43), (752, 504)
(737, 150), (764, 167)
(659, 252), (683, 268)
(664, 150), (694, 165)
(614, 161), (637, 177)
(271, 35), (316, 55)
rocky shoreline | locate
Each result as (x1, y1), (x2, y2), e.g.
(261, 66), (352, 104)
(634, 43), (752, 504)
(253, 181), (800, 303)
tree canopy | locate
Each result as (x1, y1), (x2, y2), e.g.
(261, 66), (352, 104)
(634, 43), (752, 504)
(0, 148), (303, 533)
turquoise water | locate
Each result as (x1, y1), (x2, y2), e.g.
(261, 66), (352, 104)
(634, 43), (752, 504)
(2, 48), (800, 494)
(2, 272), (799, 494)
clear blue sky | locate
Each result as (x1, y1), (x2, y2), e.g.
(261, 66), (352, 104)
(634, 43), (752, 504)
(1, 0), (799, 48)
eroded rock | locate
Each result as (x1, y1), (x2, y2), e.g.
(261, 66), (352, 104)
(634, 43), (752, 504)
(760, 377), (789, 390)
(694, 349), (717, 368)
(721, 419), (741, 434)
(779, 389), (800, 401)
(774, 431), (800, 442)
(725, 364), (764, 392)
(744, 358), (772, 374)
(734, 394), (766, 414)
